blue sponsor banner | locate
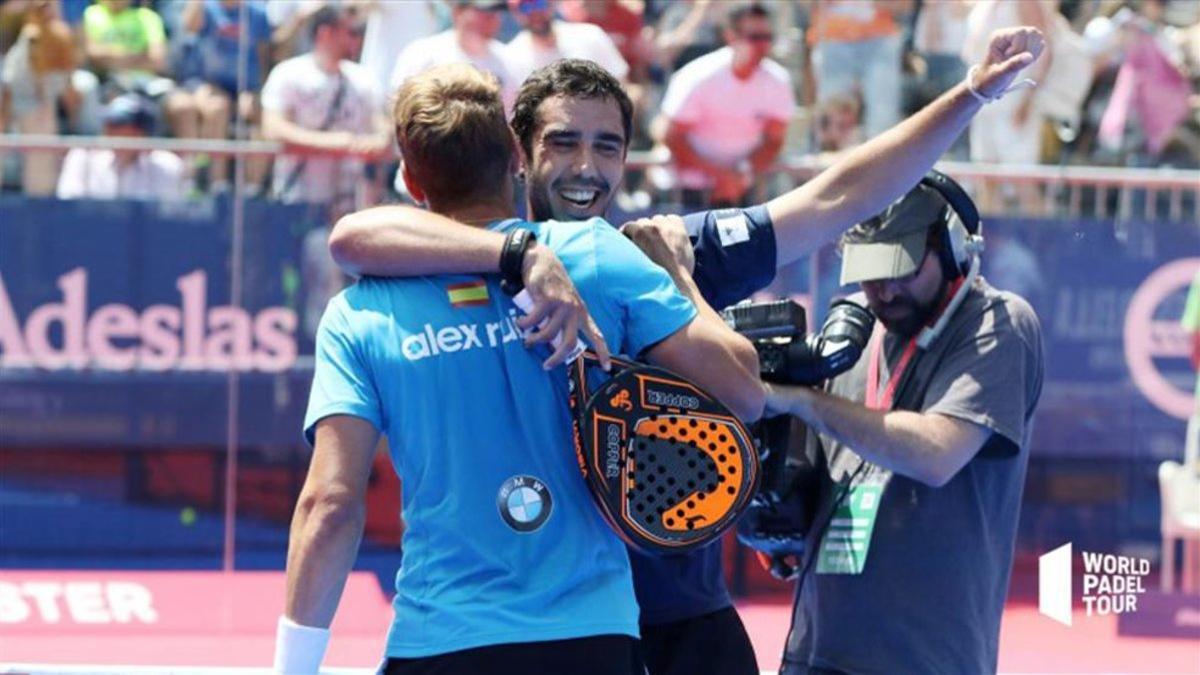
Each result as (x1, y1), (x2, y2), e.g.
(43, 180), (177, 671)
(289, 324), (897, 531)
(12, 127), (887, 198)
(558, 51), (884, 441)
(979, 218), (1197, 460)
(1117, 591), (1200, 639)
(1, 198), (1197, 456)
(0, 196), (335, 448)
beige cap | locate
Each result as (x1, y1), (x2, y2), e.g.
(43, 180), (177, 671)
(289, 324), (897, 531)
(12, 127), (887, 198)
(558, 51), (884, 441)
(839, 185), (945, 285)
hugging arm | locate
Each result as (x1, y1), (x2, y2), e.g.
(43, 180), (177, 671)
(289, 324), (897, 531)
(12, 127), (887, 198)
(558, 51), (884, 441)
(329, 206), (609, 369)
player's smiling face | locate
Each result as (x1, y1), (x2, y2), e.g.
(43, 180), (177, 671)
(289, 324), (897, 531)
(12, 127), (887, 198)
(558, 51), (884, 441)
(526, 94), (626, 222)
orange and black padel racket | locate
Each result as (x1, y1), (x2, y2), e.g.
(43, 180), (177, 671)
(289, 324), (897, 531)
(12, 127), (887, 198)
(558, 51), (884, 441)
(568, 351), (760, 554)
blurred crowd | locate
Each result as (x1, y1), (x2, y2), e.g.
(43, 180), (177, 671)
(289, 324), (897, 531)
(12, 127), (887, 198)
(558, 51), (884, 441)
(1, 0), (1198, 209)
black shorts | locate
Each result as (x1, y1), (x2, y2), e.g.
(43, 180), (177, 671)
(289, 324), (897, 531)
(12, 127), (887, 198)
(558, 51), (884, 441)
(380, 634), (641, 675)
(639, 606), (758, 675)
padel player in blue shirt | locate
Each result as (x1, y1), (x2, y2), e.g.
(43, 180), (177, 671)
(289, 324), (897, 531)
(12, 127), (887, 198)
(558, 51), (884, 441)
(275, 64), (763, 675)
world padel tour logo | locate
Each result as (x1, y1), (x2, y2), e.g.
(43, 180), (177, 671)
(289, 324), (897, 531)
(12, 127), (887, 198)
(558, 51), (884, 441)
(1039, 543), (1150, 626)
(497, 475), (552, 533)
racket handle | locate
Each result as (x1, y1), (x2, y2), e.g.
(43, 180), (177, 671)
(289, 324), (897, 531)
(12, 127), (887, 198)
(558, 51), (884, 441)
(512, 289), (587, 364)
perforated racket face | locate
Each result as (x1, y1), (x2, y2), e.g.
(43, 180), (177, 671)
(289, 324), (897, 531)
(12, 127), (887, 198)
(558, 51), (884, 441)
(571, 354), (759, 554)
(628, 416), (748, 537)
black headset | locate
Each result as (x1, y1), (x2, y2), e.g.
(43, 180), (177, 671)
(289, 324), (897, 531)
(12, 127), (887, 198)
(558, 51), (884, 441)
(919, 169), (984, 280)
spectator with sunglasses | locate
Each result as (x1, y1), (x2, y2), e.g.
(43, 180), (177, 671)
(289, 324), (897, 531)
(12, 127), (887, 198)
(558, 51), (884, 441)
(260, 5), (389, 207)
(658, 2), (795, 210)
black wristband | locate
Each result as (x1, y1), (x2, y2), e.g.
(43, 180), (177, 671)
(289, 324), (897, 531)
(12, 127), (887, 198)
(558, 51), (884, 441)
(499, 228), (536, 295)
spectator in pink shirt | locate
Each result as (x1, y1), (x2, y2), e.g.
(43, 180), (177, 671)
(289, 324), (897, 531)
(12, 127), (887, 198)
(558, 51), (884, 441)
(1099, 1), (1193, 162)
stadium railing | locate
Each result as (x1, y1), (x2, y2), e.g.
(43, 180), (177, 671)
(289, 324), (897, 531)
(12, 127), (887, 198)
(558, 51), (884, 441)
(2, 134), (1197, 222)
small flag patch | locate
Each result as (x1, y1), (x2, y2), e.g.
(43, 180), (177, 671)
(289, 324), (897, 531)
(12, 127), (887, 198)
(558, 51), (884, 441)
(448, 280), (489, 307)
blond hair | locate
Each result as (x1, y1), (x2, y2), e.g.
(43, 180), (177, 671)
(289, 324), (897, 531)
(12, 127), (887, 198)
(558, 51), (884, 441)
(393, 64), (514, 206)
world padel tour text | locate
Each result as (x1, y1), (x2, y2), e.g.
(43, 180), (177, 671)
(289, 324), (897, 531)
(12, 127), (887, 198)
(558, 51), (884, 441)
(1081, 551), (1149, 616)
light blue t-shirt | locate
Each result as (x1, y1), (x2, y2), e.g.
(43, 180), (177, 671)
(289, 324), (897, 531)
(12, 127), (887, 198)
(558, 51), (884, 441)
(304, 217), (697, 657)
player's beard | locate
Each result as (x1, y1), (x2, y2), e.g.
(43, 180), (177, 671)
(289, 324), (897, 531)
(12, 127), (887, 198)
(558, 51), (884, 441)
(874, 276), (949, 339)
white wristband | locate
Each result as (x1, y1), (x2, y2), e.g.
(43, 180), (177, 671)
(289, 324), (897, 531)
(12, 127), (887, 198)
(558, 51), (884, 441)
(274, 615), (331, 674)
(966, 64), (1037, 103)
(512, 289), (587, 364)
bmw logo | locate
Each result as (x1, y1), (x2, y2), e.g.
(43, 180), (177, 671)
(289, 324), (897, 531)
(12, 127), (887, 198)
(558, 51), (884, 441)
(497, 475), (553, 533)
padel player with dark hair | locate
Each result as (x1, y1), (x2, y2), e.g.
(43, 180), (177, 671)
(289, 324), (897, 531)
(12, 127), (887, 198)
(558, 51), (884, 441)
(327, 25), (1046, 675)
(274, 63), (763, 675)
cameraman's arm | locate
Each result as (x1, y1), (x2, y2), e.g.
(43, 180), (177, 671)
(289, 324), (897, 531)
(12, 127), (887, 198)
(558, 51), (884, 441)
(773, 291), (1042, 487)
(765, 384), (989, 488)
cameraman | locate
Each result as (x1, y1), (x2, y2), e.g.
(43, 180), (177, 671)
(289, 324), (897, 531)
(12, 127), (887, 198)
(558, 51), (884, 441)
(765, 179), (1045, 674)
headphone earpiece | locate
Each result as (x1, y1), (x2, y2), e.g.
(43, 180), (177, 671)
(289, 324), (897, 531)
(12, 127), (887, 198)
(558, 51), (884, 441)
(964, 223), (985, 257)
(919, 170), (983, 280)
(937, 211), (967, 278)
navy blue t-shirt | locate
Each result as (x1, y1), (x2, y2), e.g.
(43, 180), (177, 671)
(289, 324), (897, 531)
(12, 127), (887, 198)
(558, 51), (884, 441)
(629, 204), (777, 625)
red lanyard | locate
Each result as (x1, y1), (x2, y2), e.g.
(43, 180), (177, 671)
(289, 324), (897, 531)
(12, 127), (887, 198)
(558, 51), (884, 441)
(865, 333), (918, 411)
(864, 276), (966, 410)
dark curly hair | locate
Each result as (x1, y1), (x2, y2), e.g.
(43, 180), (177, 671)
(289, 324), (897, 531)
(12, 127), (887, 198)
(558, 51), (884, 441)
(510, 59), (633, 160)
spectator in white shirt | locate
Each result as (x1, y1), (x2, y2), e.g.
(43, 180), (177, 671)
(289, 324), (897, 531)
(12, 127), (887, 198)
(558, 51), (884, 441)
(57, 94), (185, 201)
(260, 5), (389, 209)
(659, 2), (795, 209)
(390, 0), (517, 110)
(502, 0), (629, 83)
(358, 0), (440, 96)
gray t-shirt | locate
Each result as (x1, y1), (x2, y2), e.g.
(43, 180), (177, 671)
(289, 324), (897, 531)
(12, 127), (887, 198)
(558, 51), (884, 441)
(784, 278), (1045, 675)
